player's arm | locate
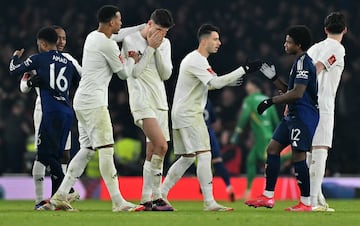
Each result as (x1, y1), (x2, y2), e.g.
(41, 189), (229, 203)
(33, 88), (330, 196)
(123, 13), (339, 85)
(111, 24), (146, 42)
(315, 45), (345, 75)
(106, 42), (135, 80)
(9, 49), (37, 77)
(20, 72), (32, 93)
(154, 39), (173, 81)
(208, 59), (262, 89)
(126, 44), (155, 78)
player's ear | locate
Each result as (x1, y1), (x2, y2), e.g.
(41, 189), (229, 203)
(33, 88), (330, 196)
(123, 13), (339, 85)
(343, 27), (348, 34)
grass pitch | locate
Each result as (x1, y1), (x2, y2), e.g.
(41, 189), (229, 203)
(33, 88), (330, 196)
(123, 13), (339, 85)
(1, 200), (359, 226)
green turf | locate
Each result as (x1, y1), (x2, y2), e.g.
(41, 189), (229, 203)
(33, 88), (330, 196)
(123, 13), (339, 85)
(0, 200), (359, 226)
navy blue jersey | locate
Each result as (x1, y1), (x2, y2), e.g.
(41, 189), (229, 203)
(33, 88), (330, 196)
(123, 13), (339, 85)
(287, 53), (318, 127)
(10, 50), (78, 113)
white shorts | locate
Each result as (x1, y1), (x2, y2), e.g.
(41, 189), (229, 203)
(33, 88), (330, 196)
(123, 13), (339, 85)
(34, 108), (71, 150)
(172, 122), (210, 155)
(132, 108), (170, 142)
(75, 106), (114, 149)
(312, 113), (334, 148)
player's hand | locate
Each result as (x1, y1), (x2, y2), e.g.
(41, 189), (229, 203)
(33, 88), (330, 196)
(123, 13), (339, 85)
(128, 51), (140, 64)
(26, 74), (40, 87)
(228, 77), (244, 86)
(243, 58), (263, 74)
(147, 30), (163, 49)
(260, 63), (278, 81)
(257, 98), (273, 115)
(13, 48), (25, 58)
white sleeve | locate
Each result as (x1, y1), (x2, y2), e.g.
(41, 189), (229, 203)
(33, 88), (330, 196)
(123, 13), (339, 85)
(317, 45), (345, 71)
(105, 40), (134, 80)
(122, 37), (155, 79)
(111, 24), (146, 42)
(155, 38), (173, 81)
(208, 67), (246, 89)
(20, 73), (31, 93)
(62, 53), (82, 76)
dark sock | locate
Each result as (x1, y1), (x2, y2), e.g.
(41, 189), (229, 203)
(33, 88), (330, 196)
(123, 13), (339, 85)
(213, 162), (231, 187)
(49, 157), (65, 196)
(265, 154), (280, 191)
(293, 160), (310, 197)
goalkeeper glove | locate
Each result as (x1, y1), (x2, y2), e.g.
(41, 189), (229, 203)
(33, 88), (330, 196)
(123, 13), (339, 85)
(243, 58), (263, 74)
(26, 74), (40, 87)
(260, 63), (278, 81)
(257, 98), (273, 115)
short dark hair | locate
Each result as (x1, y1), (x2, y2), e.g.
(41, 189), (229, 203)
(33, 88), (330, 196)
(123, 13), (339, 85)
(197, 24), (220, 41)
(150, 9), (174, 28)
(97, 5), (119, 23)
(287, 25), (312, 51)
(324, 12), (346, 34)
(36, 27), (58, 44)
(50, 25), (64, 31)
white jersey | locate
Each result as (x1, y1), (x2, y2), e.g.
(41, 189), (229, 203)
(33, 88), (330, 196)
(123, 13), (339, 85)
(122, 31), (172, 112)
(74, 30), (134, 110)
(171, 50), (216, 129)
(307, 38), (345, 114)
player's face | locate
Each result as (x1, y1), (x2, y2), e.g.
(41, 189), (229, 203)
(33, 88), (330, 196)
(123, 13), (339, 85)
(205, 31), (221, 54)
(284, 35), (299, 55)
(111, 12), (122, 34)
(55, 28), (66, 52)
(149, 21), (169, 39)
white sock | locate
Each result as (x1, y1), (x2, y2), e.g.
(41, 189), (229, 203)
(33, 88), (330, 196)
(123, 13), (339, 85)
(98, 147), (125, 207)
(300, 196), (310, 206)
(141, 161), (152, 203)
(161, 156), (195, 197)
(263, 190), (274, 198)
(196, 152), (214, 203)
(309, 149), (328, 206)
(151, 154), (164, 200)
(56, 148), (94, 196)
(32, 161), (46, 203)
(61, 164), (67, 174)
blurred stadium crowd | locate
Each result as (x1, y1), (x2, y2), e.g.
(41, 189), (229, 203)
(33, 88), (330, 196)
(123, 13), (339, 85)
(0, 0), (359, 176)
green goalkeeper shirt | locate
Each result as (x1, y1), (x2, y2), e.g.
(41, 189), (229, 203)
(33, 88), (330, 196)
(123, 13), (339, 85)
(235, 91), (279, 141)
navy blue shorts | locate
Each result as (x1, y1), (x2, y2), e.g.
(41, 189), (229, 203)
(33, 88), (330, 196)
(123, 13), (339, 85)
(37, 111), (73, 163)
(273, 116), (316, 152)
(208, 127), (221, 159)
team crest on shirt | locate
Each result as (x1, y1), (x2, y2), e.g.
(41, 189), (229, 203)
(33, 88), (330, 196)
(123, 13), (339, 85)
(118, 54), (124, 63)
(207, 68), (216, 75)
(327, 54), (336, 65)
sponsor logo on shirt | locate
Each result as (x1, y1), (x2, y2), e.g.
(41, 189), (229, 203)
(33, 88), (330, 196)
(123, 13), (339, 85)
(118, 54), (124, 64)
(296, 70), (309, 79)
(207, 68), (216, 75)
(327, 54), (336, 65)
